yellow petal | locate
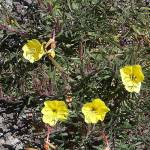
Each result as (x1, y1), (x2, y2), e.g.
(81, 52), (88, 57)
(96, 113), (107, 121)
(84, 115), (98, 124)
(27, 39), (41, 49)
(132, 65), (144, 82)
(47, 49), (56, 58)
(41, 107), (53, 115)
(124, 82), (141, 93)
(93, 99), (110, 111)
(42, 115), (57, 126)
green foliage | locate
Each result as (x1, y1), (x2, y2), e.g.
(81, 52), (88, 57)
(0, 0), (150, 149)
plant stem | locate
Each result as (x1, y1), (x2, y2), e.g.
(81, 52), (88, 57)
(48, 55), (72, 81)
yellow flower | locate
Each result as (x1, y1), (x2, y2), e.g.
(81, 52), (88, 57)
(120, 65), (144, 93)
(22, 39), (45, 63)
(82, 98), (110, 124)
(41, 100), (69, 126)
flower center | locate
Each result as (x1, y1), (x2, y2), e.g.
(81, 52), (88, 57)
(52, 109), (57, 113)
(91, 107), (96, 112)
(130, 75), (137, 81)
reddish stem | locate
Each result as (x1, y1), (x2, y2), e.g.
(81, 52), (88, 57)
(101, 131), (109, 147)
(79, 41), (83, 63)
(52, 29), (55, 40)
(46, 126), (52, 143)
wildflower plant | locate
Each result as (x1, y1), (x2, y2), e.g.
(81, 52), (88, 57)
(0, 0), (149, 150)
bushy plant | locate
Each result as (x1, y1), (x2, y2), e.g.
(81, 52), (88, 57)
(0, 0), (149, 149)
